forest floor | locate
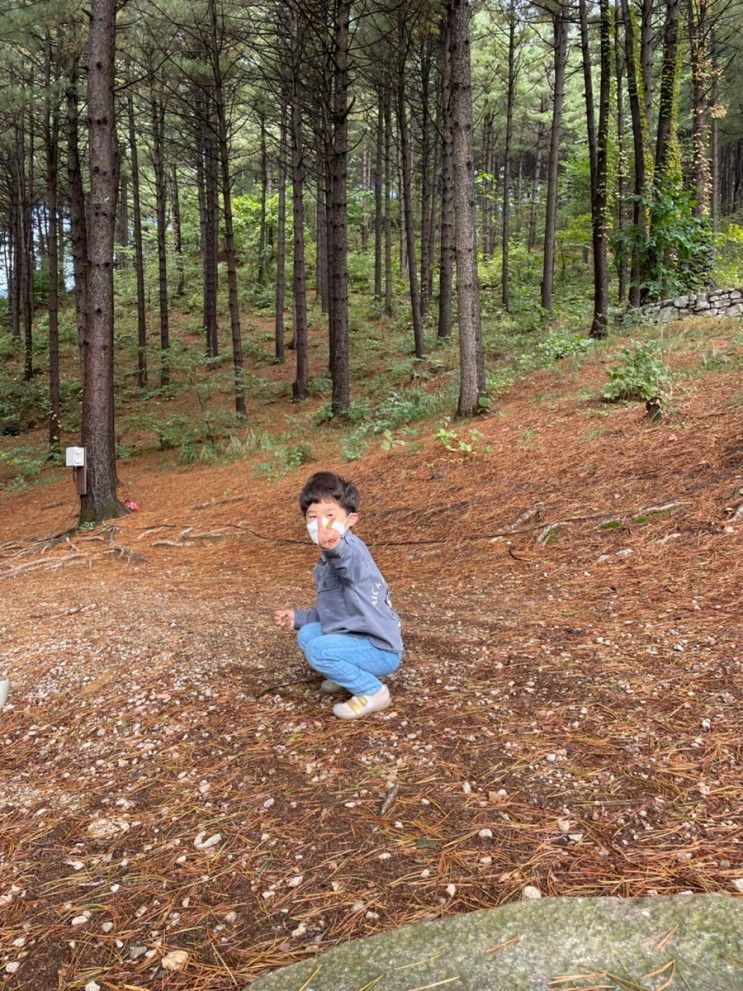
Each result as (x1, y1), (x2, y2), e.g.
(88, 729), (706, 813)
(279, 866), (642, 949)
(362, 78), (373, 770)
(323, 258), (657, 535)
(0, 314), (742, 990)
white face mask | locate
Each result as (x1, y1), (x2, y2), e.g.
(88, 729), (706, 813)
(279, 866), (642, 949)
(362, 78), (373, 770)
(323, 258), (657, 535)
(307, 517), (346, 545)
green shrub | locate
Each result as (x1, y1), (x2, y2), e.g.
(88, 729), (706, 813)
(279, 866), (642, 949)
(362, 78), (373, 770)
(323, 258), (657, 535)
(602, 341), (672, 402)
(537, 330), (595, 362)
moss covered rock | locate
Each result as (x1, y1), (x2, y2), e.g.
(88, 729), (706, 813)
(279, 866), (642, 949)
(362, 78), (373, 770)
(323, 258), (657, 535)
(247, 894), (741, 991)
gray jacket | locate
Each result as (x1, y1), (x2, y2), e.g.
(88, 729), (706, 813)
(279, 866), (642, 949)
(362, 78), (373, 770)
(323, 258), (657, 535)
(294, 531), (403, 654)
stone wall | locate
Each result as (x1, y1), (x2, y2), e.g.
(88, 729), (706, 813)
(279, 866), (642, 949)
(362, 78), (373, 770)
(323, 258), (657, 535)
(630, 287), (742, 323)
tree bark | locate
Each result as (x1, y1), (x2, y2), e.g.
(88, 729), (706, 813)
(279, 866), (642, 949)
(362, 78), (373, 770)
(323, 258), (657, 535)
(45, 33), (61, 452)
(448, 0), (485, 415)
(258, 111), (268, 284)
(540, 3), (568, 312)
(65, 31), (87, 365)
(150, 92), (170, 386)
(614, 6), (627, 303)
(502, 0), (517, 310)
(79, 0), (125, 523)
(127, 86), (147, 387)
(688, 0), (709, 217)
(329, 0), (351, 414)
(528, 97), (546, 253)
(383, 91), (393, 317)
(396, 12), (424, 359)
(171, 163), (185, 296)
(115, 146), (128, 269)
(290, 12), (308, 400)
(275, 103), (287, 361)
(373, 97), (383, 299)
(579, 0), (610, 337)
(646, 0), (680, 298)
(210, 0), (245, 416)
(438, 15), (454, 340)
(419, 43), (434, 318)
(622, 0), (647, 306)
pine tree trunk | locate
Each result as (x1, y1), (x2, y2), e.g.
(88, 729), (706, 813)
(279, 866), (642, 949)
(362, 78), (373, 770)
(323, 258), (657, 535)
(528, 101), (545, 252)
(329, 0), (351, 414)
(419, 45), (433, 318)
(275, 103), (287, 362)
(290, 26), (308, 400)
(65, 34), (87, 365)
(15, 122), (33, 381)
(384, 93), (393, 317)
(203, 87), (220, 358)
(374, 98), (383, 300)
(315, 142), (327, 315)
(438, 15), (454, 340)
(258, 112), (268, 284)
(171, 163), (185, 296)
(710, 31), (719, 243)
(540, 4), (568, 312)
(622, 0), (647, 306)
(502, 0), (516, 310)
(127, 87), (147, 387)
(688, 0), (709, 217)
(79, 0), (125, 523)
(647, 0), (680, 298)
(590, 0), (611, 337)
(448, 0), (485, 415)
(115, 149), (128, 269)
(396, 17), (424, 359)
(150, 93), (170, 386)
(614, 8), (628, 303)
(45, 35), (61, 452)
(580, 0), (610, 337)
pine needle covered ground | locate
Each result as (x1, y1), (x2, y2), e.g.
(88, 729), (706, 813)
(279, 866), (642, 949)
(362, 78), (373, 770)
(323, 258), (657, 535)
(0, 318), (741, 989)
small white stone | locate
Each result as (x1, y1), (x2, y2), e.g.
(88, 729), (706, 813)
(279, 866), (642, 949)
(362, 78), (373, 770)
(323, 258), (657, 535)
(85, 982), (101, 991)
(194, 832), (221, 850)
(462, 781), (472, 794)
(263, 798), (275, 809)
(445, 883), (457, 897)
(287, 875), (303, 888)
(351, 899), (365, 913)
(478, 828), (493, 839)
(71, 912), (91, 926)
(161, 949), (189, 972)
(479, 856), (493, 865)
(5, 962), (20, 975)
(522, 885), (542, 900)
(730, 878), (743, 894)
(378, 851), (391, 860)
(101, 922), (114, 933)
(557, 819), (571, 833)
(175, 854), (187, 864)
(616, 548), (633, 559)
(224, 911), (237, 923)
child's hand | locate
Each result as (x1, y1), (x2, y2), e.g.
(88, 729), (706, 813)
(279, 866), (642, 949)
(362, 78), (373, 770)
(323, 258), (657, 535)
(274, 609), (295, 629)
(317, 517), (342, 551)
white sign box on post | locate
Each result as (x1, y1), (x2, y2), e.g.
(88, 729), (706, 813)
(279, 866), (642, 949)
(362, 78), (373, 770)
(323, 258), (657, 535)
(65, 447), (86, 468)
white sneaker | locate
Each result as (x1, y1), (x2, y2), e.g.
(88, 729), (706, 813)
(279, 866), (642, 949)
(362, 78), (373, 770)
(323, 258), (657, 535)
(333, 686), (391, 720)
(320, 679), (345, 694)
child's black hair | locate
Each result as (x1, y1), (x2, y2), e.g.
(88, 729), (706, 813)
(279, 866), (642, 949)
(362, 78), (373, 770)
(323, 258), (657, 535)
(299, 471), (359, 515)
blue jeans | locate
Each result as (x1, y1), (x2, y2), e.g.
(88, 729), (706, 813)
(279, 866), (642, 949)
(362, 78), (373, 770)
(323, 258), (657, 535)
(297, 622), (401, 696)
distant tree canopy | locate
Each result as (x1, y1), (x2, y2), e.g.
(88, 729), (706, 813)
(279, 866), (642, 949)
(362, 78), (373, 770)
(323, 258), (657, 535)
(0, 0), (741, 518)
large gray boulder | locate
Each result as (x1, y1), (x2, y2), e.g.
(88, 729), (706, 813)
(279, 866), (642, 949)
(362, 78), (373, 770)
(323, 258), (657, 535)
(247, 894), (741, 991)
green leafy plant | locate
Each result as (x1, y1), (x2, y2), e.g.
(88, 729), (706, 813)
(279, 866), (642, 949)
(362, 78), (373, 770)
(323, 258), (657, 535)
(602, 341), (672, 402)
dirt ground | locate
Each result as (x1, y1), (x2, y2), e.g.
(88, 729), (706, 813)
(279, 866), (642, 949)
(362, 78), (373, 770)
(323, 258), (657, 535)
(0, 338), (741, 990)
